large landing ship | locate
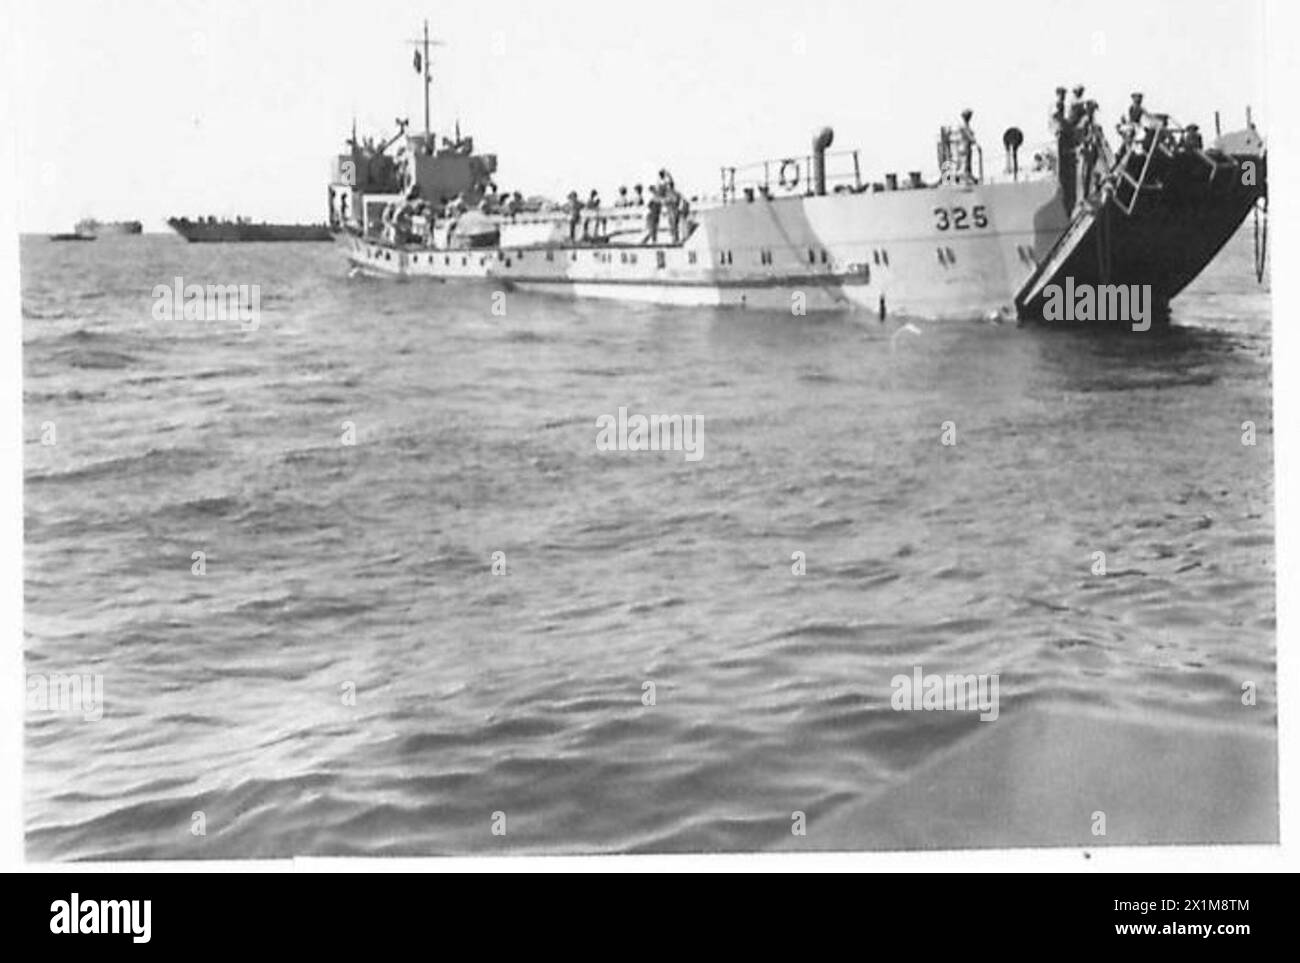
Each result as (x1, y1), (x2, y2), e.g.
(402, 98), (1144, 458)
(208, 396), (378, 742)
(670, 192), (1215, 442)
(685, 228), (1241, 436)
(333, 30), (1266, 323)
(167, 217), (333, 243)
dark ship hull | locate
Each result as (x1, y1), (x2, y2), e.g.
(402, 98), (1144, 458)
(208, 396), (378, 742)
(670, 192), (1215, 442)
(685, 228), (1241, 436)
(167, 218), (333, 243)
(1015, 126), (1267, 321)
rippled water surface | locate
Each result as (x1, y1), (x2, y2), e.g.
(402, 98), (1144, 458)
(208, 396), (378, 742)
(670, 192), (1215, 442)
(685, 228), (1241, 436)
(23, 231), (1274, 858)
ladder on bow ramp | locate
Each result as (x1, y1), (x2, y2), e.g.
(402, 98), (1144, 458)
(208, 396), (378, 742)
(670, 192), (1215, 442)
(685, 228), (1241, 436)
(1113, 129), (1166, 215)
(1014, 127), (1166, 318)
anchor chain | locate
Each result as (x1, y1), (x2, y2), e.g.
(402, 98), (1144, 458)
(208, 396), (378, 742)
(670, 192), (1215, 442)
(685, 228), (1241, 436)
(1253, 195), (1268, 284)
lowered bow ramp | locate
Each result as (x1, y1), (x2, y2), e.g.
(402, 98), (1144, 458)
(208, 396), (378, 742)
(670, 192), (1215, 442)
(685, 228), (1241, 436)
(1015, 125), (1265, 324)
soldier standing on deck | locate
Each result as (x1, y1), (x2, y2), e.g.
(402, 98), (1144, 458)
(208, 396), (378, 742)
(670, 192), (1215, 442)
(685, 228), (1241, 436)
(566, 191), (582, 242)
(585, 189), (603, 240)
(1128, 92), (1149, 128)
(1057, 89), (1079, 213)
(1119, 92), (1147, 149)
(1050, 87), (1067, 136)
(1076, 100), (1101, 212)
(1067, 85), (1087, 128)
(957, 109), (977, 180)
(643, 186), (662, 244)
(662, 179), (681, 242)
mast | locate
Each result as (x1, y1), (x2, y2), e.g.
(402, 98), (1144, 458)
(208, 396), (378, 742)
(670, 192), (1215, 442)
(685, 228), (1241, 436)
(409, 20), (443, 150)
(422, 19), (431, 145)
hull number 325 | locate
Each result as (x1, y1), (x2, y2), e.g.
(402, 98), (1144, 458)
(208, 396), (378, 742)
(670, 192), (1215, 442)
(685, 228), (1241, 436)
(934, 205), (988, 230)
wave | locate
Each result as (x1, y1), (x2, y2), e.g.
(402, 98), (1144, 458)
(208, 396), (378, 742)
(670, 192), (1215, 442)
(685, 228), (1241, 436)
(26, 446), (216, 485)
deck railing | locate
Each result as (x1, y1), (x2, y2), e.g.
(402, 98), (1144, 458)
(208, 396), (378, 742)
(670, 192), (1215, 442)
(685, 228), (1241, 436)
(719, 149), (863, 202)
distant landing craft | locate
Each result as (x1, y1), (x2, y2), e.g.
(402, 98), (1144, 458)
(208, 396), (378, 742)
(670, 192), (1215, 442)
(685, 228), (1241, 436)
(75, 218), (142, 236)
(329, 25), (1267, 324)
(167, 217), (334, 243)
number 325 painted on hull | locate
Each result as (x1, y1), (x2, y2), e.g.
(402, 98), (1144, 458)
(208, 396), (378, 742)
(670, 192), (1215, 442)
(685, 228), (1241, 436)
(934, 205), (989, 230)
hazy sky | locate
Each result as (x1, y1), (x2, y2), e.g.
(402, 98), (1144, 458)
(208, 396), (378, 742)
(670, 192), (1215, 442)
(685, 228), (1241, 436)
(8, 0), (1268, 231)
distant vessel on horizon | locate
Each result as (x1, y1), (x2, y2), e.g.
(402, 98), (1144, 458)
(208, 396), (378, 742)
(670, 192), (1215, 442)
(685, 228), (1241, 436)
(167, 216), (333, 243)
(75, 218), (142, 236)
(47, 217), (141, 241)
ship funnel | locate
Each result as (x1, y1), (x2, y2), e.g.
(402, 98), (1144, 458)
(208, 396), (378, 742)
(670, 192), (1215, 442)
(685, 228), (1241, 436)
(812, 127), (835, 196)
(1002, 127), (1024, 181)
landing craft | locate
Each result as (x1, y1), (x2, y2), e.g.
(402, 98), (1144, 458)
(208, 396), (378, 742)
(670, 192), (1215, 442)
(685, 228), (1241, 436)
(331, 25), (1267, 324)
(74, 218), (142, 236)
(167, 216), (334, 243)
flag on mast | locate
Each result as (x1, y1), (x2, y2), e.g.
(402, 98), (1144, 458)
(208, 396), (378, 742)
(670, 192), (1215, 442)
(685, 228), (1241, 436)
(413, 50), (422, 73)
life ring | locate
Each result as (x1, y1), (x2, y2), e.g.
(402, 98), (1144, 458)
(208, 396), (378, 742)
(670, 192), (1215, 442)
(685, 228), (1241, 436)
(778, 158), (801, 190)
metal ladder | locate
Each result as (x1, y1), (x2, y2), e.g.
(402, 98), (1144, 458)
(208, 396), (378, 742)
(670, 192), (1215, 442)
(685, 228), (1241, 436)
(1014, 123), (1178, 314)
(1112, 120), (1167, 215)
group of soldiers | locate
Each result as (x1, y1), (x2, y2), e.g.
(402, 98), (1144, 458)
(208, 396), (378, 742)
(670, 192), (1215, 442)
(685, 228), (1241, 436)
(1116, 90), (1204, 152)
(376, 184), (516, 245)
(380, 186), (437, 245)
(1051, 84), (1106, 213)
(565, 169), (692, 245)
(473, 188), (527, 219)
(378, 167), (696, 247)
(1052, 85), (1206, 214)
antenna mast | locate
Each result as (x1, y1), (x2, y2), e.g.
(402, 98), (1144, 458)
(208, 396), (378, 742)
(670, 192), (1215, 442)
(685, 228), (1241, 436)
(422, 19), (431, 144)
(408, 21), (444, 150)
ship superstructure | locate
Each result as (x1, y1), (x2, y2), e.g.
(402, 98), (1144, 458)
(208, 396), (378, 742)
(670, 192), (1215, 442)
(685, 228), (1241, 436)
(327, 21), (498, 238)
